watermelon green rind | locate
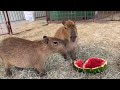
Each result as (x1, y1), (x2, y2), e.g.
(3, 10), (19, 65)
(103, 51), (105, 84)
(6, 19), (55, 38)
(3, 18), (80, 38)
(83, 64), (107, 74)
(73, 58), (107, 74)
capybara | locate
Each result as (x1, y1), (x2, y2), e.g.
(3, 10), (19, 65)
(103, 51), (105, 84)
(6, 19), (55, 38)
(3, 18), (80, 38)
(0, 36), (67, 77)
(54, 20), (78, 60)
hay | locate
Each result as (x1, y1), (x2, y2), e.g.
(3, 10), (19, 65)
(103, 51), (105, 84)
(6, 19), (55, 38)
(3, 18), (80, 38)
(0, 19), (120, 79)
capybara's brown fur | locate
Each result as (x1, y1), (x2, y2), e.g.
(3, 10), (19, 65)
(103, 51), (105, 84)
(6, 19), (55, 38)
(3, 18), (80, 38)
(0, 36), (67, 77)
(54, 20), (78, 60)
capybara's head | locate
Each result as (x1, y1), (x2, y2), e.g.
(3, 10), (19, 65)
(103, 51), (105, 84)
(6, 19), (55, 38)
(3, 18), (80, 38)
(62, 20), (77, 42)
(43, 36), (67, 59)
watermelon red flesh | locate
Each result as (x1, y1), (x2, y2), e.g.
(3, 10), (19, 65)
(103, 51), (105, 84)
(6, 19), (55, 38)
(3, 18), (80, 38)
(83, 58), (105, 68)
(75, 60), (84, 68)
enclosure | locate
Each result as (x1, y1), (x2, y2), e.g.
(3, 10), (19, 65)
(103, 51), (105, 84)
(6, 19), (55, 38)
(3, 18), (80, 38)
(1, 11), (120, 35)
(0, 11), (46, 35)
(0, 11), (120, 79)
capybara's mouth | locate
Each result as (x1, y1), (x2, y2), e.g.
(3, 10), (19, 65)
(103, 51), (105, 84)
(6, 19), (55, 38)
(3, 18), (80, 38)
(62, 53), (67, 59)
(71, 38), (76, 42)
(71, 39), (75, 42)
(70, 36), (77, 42)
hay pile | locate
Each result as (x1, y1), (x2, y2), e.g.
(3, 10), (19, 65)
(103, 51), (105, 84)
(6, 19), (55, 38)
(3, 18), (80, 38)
(0, 19), (120, 79)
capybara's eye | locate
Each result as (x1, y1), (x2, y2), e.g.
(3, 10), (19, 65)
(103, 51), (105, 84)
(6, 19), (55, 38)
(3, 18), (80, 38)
(64, 27), (67, 29)
(53, 41), (58, 45)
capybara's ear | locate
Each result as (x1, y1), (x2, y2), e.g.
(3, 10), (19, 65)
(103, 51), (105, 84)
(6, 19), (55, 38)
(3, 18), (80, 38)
(43, 36), (49, 44)
(70, 20), (76, 24)
(69, 19), (76, 24)
(62, 20), (66, 25)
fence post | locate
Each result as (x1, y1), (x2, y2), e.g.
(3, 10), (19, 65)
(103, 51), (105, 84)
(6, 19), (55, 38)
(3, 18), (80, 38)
(2, 11), (13, 35)
(84, 11), (86, 21)
(46, 11), (49, 25)
(111, 11), (114, 21)
(93, 11), (96, 22)
(5, 11), (13, 35)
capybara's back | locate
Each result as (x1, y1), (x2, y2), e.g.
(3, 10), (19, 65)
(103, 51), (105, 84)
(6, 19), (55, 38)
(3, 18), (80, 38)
(0, 36), (67, 77)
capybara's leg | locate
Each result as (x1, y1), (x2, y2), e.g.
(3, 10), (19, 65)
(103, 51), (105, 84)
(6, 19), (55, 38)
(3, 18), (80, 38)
(71, 50), (77, 60)
(4, 63), (12, 77)
(15, 66), (24, 71)
(34, 64), (47, 77)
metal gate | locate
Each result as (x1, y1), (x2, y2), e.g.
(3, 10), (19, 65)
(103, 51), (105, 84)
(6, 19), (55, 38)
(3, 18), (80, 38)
(0, 11), (120, 35)
(94, 11), (120, 21)
(0, 11), (46, 35)
(35, 11), (46, 18)
(46, 11), (120, 24)
(0, 11), (46, 23)
(46, 11), (95, 23)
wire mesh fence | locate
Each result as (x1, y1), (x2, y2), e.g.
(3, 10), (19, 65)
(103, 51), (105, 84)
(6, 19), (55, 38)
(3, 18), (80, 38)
(0, 11), (46, 35)
(0, 11), (120, 35)
(0, 11), (11, 35)
(46, 11), (120, 23)
(46, 11), (94, 21)
(94, 11), (120, 21)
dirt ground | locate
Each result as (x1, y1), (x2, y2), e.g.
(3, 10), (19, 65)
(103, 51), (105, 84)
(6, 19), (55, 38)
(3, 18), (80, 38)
(0, 19), (120, 79)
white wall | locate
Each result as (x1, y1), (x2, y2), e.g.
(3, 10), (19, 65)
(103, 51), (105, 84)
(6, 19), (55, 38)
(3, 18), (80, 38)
(0, 11), (46, 23)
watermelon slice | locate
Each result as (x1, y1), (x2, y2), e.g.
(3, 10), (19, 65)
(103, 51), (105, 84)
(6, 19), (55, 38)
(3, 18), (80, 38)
(74, 59), (84, 72)
(73, 57), (107, 74)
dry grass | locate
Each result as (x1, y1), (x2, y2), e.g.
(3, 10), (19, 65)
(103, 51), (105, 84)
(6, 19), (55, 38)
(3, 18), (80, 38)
(0, 19), (120, 79)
